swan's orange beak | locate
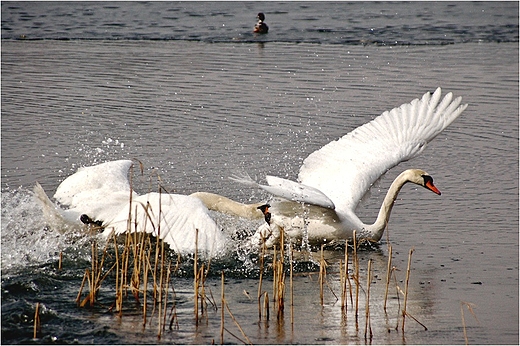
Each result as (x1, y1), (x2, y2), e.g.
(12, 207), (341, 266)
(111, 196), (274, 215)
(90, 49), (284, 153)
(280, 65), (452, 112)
(425, 180), (441, 195)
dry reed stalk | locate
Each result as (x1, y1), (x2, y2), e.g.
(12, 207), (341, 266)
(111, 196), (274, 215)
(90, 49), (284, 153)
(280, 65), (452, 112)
(143, 249), (149, 327)
(162, 260), (172, 332)
(124, 163), (135, 303)
(384, 244), (393, 311)
(225, 300), (253, 345)
(129, 227), (148, 304)
(341, 244), (350, 313)
(58, 251), (62, 271)
(168, 286), (179, 331)
(112, 232), (122, 313)
(194, 228), (199, 325)
(76, 270), (88, 305)
(270, 230), (286, 321)
(90, 241), (97, 306)
(263, 291), (270, 321)
(272, 245), (278, 307)
(276, 260), (285, 320)
(289, 243), (294, 326)
(157, 240), (165, 338)
(277, 227), (286, 320)
(340, 259), (344, 306)
(220, 271), (225, 345)
(461, 301), (479, 345)
(364, 259), (373, 340)
(353, 230), (360, 320)
(77, 239), (114, 308)
(168, 254), (181, 331)
(319, 244), (325, 306)
(391, 266), (402, 330)
(199, 264), (209, 319)
(257, 236), (266, 320)
(401, 247), (414, 332)
(33, 302), (41, 339)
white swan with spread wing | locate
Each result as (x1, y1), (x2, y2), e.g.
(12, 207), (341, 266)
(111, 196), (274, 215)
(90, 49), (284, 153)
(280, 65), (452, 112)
(215, 88), (468, 246)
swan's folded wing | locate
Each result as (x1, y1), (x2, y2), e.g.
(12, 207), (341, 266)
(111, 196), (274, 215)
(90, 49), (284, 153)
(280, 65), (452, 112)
(229, 172), (335, 209)
(298, 88), (467, 215)
(264, 175), (335, 209)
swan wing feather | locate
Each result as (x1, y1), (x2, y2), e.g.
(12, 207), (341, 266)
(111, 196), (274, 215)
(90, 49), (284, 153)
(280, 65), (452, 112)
(265, 175), (335, 209)
(53, 159), (135, 223)
(298, 88), (467, 215)
(229, 172), (334, 209)
(102, 193), (227, 256)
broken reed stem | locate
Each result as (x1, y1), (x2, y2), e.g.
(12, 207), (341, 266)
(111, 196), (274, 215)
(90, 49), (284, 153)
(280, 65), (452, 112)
(33, 302), (41, 339)
(364, 259), (373, 340)
(58, 251), (62, 271)
(384, 244), (392, 311)
(225, 300), (253, 345)
(402, 247), (414, 332)
(264, 291), (270, 321)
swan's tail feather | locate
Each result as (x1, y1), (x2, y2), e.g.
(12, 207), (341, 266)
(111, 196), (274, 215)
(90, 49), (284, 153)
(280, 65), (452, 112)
(33, 182), (80, 232)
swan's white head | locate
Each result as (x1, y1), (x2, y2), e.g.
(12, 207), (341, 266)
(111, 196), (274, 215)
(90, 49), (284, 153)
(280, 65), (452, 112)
(404, 169), (441, 195)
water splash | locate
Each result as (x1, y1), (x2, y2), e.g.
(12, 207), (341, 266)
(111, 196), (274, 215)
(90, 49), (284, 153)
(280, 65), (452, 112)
(1, 187), (91, 273)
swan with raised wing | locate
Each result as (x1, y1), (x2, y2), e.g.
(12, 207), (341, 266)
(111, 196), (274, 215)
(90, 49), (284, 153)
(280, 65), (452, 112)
(198, 88), (468, 246)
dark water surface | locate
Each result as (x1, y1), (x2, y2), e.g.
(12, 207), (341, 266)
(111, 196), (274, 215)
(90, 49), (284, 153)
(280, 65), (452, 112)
(2, 2), (518, 345)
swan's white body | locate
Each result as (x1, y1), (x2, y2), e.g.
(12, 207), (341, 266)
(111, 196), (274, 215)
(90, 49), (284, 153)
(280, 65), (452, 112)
(227, 88), (468, 245)
(35, 160), (227, 256)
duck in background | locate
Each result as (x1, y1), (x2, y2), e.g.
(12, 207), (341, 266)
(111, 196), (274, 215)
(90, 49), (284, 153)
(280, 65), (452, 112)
(253, 12), (269, 34)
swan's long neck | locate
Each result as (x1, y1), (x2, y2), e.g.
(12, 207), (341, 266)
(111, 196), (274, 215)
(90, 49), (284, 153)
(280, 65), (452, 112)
(366, 171), (411, 241)
(190, 192), (264, 220)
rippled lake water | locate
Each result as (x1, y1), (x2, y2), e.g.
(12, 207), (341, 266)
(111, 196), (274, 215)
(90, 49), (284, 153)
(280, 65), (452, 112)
(2, 2), (518, 345)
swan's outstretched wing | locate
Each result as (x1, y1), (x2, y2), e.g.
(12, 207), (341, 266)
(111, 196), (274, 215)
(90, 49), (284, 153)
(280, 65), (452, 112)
(101, 193), (227, 256)
(53, 160), (137, 223)
(298, 88), (467, 215)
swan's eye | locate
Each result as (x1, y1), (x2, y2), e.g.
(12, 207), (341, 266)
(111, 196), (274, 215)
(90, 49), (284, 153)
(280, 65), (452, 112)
(422, 175), (433, 185)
